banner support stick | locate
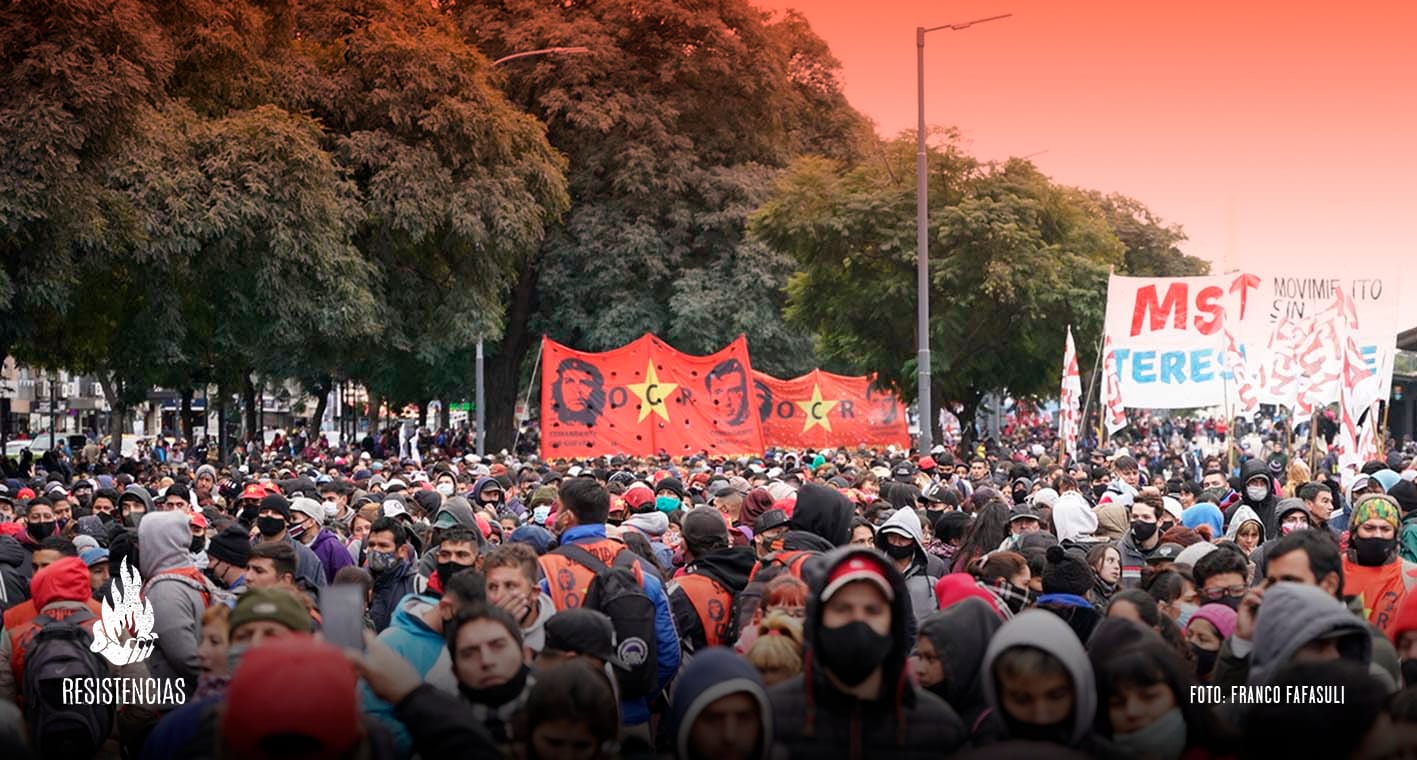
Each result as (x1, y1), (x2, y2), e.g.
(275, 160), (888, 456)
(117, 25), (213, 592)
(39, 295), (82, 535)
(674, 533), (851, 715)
(512, 337), (545, 457)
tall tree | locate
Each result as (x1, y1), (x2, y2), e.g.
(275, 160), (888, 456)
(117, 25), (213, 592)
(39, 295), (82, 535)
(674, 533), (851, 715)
(447, 0), (872, 448)
(1086, 192), (1210, 277)
(752, 135), (1127, 443)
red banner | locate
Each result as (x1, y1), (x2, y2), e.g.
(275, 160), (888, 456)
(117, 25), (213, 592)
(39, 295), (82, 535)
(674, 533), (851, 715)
(540, 334), (767, 459)
(751, 370), (910, 450)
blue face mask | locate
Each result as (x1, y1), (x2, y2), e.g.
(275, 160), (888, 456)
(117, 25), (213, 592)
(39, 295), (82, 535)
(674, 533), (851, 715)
(655, 496), (680, 514)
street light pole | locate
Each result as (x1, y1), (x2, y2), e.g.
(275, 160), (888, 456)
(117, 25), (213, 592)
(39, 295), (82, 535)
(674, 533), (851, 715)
(474, 45), (593, 457)
(915, 13), (1011, 452)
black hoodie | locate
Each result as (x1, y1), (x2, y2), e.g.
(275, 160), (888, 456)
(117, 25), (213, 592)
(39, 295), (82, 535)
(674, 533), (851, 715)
(768, 546), (967, 759)
(668, 545), (757, 652)
(918, 598), (1003, 735)
(0, 535), (30, 609)
(786, 484), (854, 549)
(1227, 458), (1278, 537)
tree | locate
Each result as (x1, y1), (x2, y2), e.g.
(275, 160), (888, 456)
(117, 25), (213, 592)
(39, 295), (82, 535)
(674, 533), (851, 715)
(447, 0), (871, 447)
(752, 134), (1127, 443)
(1088, 192), (1210, 277)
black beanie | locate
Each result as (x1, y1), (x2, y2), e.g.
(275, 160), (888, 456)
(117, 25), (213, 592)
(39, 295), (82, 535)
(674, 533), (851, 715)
(1043, 545), (1094, 597)
(1391, 480), (1417, 515)
(207, 524), (253, 567)
(258, 494), (291, 520)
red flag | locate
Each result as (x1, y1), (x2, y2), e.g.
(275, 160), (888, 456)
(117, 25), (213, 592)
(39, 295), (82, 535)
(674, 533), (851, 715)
(750, 370), (910, 450)
(540, 334), (766, 459)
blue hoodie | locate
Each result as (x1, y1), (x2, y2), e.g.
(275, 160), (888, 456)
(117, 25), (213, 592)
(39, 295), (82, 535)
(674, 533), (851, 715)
(539, 523), (681, 726)
(669, 648), (772, 760)
(359, 594), (451, 757)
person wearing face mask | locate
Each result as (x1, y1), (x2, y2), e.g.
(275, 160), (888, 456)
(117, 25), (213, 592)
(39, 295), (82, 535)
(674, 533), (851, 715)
(318, 478), (355, 532)
(1118, 498), (1163, 588)
(980, 609), (1125, 756)
(361, 568), (486, 757)
(204, 523), (250, 597)
(769, 548), (967, 758)
(365, 516), (419, 633)
(1225, 459), (1279, 538)
(1184, 603), (1236, 682)
(251, 494), (326, 591)
(914, 598), (1003, 741)
(287, 496), (353, 584)
(1341, 493), (1417, 637)
(655, 476), (687, 515)
(16, 499), (59, 557)
(618, 483), (675, 570)
(1096, 639), (1237, 760)
(117, 485), (154, 529)
(472, 477), (506, 514)
(874, 507), (938, 626)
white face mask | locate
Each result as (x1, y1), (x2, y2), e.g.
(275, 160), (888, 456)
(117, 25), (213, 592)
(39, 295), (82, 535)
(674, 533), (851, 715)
(323, 500), (339, 519)
(436, 482), (455, 497)
(1246, 484), (1269, 502)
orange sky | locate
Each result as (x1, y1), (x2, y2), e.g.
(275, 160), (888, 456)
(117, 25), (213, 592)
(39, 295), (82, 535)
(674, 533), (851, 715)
(760, 0), (1417, 327)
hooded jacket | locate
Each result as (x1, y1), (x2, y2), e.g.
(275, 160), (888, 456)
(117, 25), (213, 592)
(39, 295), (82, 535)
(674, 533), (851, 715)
(670, 647), (774, 760)
(417, 496), (487, 589)
(0, 556), (98, 702)
(620, 510), (674, 571)
(1228, 459), (1278, 537)
(785, 484), (854, 550)
(139, 510), (205, 707)
(360, 594), (454, 756)
(668, 545), (756, 652)
(981, 609), (1105, 751)
(0, 535), (28, 610)
(308, 528), (354, 584)
(918, 598), (1002, 734)
(876, 508), (936, 625)
(768, 546), (966, 759)
(1052, 491), (1098, 544)
(1248, 582), (1371, 686)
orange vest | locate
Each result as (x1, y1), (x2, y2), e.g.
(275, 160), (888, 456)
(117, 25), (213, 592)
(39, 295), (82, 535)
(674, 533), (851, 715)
(748, 550), (814, 584)
(674, 574), (734, 647)
(538, 538), (637, 611)
(7, 607), (97, 684)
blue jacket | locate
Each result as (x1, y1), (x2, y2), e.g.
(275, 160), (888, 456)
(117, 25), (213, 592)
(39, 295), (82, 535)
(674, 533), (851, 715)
(539, 523), (681, 726)
(359, 594), (448, 757)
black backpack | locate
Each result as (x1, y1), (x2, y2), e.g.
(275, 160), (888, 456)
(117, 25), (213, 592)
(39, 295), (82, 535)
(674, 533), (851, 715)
(23, 611), (114, 759)
(553, 544), (659, 700)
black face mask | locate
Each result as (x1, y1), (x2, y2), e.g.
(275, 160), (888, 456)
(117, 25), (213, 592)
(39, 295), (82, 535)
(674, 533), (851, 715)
(881, 542), (915, 560)
(1353, 536), (1396, 566)
(1213, 595), (1242, 612)
(26, 521), (54, 541)
(1002, 714), (1074, 746)
(190, 535), (205, 554)
(1401, 659), (1417, 688)
(436, 561), (473, 589)
(1130, 520), (1158, 543)
(817, 620), (892, 686)
(98, 511), (115, 525)
(1192, 644), (1219, 679)
(458, 664), (530, 708)
(239, 506), (260, 525)
(125, 511), (144, 528)
(1093, 484), (1108, 499)
(257, 516), (286, 537)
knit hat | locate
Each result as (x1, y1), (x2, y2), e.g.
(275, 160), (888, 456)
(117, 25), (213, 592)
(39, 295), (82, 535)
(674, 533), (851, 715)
(1174, 541), (1218, 569)
(229, 587), (312, 636)
(1043, 545), (1094, 597)
(221, 637), (358, 760)
(1352, 493), (1402, 530)
(654, 477), (686, 499)
(528, 486), (558, 509)
(1189, 603), (1238, 640)
(1389, 480), (1417, 515)
(207, 524), (253, 567)
(258, 494), (291, 520)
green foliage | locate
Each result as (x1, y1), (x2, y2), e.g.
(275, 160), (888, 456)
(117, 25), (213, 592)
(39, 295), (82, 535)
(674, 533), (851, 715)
(1088, 192), (1210, 277)
(753, 134), (1129, 430)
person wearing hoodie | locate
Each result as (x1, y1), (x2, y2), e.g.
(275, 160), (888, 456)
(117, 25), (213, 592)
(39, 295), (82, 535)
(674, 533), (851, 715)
(1117, 496), (1163, 588)
(1224, 503), (1265, 556)
(139, 510), (207, 710)
(0, 534), (27, 610)
(1226, 459), (1278, 538)
(782, 483), (853, 552)
(669, 647), (774, 760)
(1037, 545), (1103, 643)
(119, 485), (153, 528)
(874, 507), (937, 625)
(419, 495), (488, 590)
(915, 597), (1003, 739)
(1246, 581), (1372, 687)
(360, 568), (485, 758)
(979, 609), (1125, 758)
(619, 483), (674, 571)
(288, 496), (353, 584)
(668, 507), (756, 653)
(1052, 490), (1100, 546)
(769, 546), (967, 759)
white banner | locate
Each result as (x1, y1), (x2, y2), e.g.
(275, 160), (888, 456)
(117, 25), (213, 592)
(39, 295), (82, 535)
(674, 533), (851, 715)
(1102, 272), (1397, 410)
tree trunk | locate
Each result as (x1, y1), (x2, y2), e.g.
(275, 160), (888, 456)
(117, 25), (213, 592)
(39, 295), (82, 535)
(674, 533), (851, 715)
(99, 372), (125, 461)
(417, 402), (427, 429)
(242, 373), (258, 445)
(309, 376), (331, 433)
(438, 397), (451, 431)
(365, 392), (379, 443)
(485, 255), (541, 452)
(218, 382), (230, 464)
(179, 386), (194, 441)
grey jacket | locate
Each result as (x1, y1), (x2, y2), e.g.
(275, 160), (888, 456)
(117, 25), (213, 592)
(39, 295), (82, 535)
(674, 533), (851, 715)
(139, 511), (205, 708)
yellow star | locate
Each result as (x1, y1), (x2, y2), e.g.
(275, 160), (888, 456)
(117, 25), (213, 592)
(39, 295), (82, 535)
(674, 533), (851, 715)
(796, 384), (839, 433)
(626, 361), (678, 423)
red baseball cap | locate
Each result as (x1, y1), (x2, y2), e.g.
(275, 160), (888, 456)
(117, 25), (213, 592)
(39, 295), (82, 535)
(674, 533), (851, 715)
(821, 554), (895, 603)
(239, 483), (268, 501)
(622, 484), (654, 511)
(918, 456), (937, 471)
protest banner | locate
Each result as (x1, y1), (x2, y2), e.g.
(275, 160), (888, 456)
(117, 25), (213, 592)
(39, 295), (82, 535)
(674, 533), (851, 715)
(751, 370), (910, 450)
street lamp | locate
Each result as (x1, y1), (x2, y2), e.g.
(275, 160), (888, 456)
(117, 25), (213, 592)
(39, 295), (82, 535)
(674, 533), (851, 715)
(473, 45), (593, 456)
(916, 13), (1010, 451)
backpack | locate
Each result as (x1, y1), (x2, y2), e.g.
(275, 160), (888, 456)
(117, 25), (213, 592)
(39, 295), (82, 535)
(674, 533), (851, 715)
(733, 550), (818, 641)
(551, 543), (659, 700)
(22, 611), (114, 759)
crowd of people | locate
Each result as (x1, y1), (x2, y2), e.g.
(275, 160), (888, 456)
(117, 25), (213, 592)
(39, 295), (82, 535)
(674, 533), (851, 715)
(1, 420), (1416, 759)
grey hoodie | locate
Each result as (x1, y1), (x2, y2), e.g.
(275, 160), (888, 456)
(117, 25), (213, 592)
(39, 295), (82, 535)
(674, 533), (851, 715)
(138, 510), (204, 706)
(877, 508), (936, 624)
(1248, 582), (1371, 686)
(122, 484), (155, 525)
(981, 609), (1096, 748)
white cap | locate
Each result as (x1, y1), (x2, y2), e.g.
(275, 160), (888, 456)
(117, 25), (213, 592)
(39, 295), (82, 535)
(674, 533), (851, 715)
(1161, 496), (1184, 522)
(382, 499), (407, 518)
(290, 497), (324, 522)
